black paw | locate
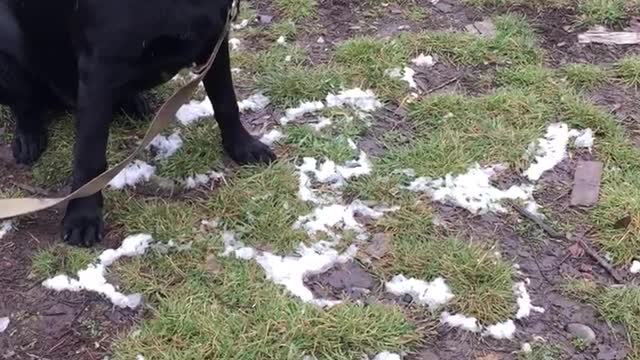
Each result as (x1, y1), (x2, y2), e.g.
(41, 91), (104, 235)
(62, 202), (104, 247)
(12, 129), (48, 165)
(118, 94), (152, 119)
(224, 135), (276, 165)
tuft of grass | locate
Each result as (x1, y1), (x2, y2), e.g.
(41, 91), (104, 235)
(274, 0), (317, 22)
(113, 256), (418, 359)
(563, 280), (640, 358)
(616, 55), (640, 89)
(206, 162), (313, 252)
(561, 63), (609, 89)
(578, 0), (631, 28)
(518, 344), (565, 360)
(376, 204), (516, 323)
(268, 20), (297, 41)
(31, 245), (97, 278)
(496, 65), (556, 89)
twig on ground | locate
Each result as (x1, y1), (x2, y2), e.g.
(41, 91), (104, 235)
(8, 181), (51, 197)
(425, 75), (462, 94)
(509, 201), (564, 239)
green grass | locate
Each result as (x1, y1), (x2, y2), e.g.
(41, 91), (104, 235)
(616, 55), (640, 89)
(274, 0), (317, 22)
(31, 245), (97, 278)
(518, 344), (565, 360)
(564, 280), (640, 359)
(561, 63), (609, 89)
(578, 0), (632, 28)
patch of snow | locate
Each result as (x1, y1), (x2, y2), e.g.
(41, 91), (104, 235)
(373, 352), (402, 360)
(176, 97), (213, 125)
(525, 123), (586, 181)
(386, 275), (453, 310)
(572, 128), (594, 150)
(317, 37), (325, 44)
(515, 281), (545, 319)
(238, 93), (270, 113)
(148, 131), (183, 159)
(326, 88), (382, 112)
(0, 220), (12, 240)
(408, 164), (533, 214)
(231, 67), (242, 74)
(260, 129), (284, 146)
(630, 261), (640, 274)
(385, 67), (417, 88)
(279, 101), (325, 125)
(0, 317), (9, 333)
(232, 19), (249, 30)
(294, 201), (392, 238)
(184, 171), (224, 189)
(484, 320), (516, 340)
(297, 153), (372, 203)
(136, 355), (145, 360)
(441, 312), (481, 332)
(311, 117), (333, 131)
(108, 160), (155, 189)
(285, 55), (292, 62)
(411, 53), (435, 67)
(43, 234), (152, 309)
(229, 38), (241, 50)
(522, 343), (533, 353)
(276, 36), (286, 45)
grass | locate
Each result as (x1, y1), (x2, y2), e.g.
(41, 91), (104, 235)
(518, 344), (564, 359)
(561, 63), (609, 89)
(578, 0), (632, 28)
(274, 0), (317, 22)
(616, 55), (640, 89)
(564, 280), (640, 359)
(31, 245), (97, 278)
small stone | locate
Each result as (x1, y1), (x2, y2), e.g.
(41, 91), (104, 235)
(566, 323), (596, 344)
(257, 14), (273, 24)
(402, 294), (413, 303)
(465, 20), (496, 38)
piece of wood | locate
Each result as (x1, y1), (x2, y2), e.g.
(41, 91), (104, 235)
(578, 31), (640, 45)
(570, 161), (603, 207)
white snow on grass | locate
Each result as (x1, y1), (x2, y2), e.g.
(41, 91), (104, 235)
(373, 352), (402, 360)
(311, 116), (333, 131)
(229, 38), (242, 50)
(259, 129), (285, 146)
(276, 36), (286, 45)
(411, 53), (435, 67)
(108, 160), (155, 190)
(279, 101), (326, 125)
(571, 128), (594, 150)
(232, 19), (250, 30)
(515, 281), (545, 319)
(184, 171), (224, 189)
(238, 93), (270, 113)
(0, 220), (12, 240)
(630, 260), (640, 274)
(43, 234), (152, 309)
(441, 312), (481, 332)
(484, 320), (516, 340)
(176, 97), (214, 125)
(326, 88), (383, 112)
(148, 131), (183, 159)
(408, 164), (534, 214)
(385, 67), (417, 88)
(0, 317), (9, 333)
(294, 201), (393, 239)
(385, 275), (454, 310)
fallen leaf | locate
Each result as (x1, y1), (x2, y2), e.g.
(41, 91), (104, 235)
(613, 215), (632, 229)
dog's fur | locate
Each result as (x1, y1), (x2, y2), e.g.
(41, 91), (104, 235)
(0, 0), (275, 246)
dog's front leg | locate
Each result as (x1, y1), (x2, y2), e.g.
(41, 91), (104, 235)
(62, 57), (114, 247)
(201, 37), (275, 165)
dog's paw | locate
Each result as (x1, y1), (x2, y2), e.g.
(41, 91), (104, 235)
(118, 94), (152, 119)
(62, 203), (104, 247)
(12, 129), (48, 165)
(224, 135), (276, 165)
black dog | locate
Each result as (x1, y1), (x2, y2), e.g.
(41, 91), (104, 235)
(0, 0), (275, 246)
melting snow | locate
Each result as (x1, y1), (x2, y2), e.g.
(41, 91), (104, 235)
(148, 131), (183, 159)
(515, 281), (545, 319)
(232, 19), (249, 30)
(385, 67), (417, 88)
(0, 317), (9, 333)
(297, 153), (372, 203)
(176, 97), (214, 125)
(0, 220), (12, 240)
(484, 320), (516, 340)
(386, 275), (454, 309)
(630, 261), (640, 274)
(229, 38), (241, 50)
(260, 129), (285, 146)
(108, 160), (155, 189)
(411, 53), (435, 67)
(441, 312), (481, 332)
(184, 171), (223, 189)
(373, 352), (402, 360)
(326, 88), (383, 112)
(294, 201), (392, 239)
(43, 234), (152, 309)
(276, 36), (286, 45)
(571, 128), (594, 150)
(311, 117), (333, 131)
(238, 93), (270, 113)
(279, 101), (325, 125)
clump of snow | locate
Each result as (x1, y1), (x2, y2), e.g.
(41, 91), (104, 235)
(411, 53), (435, 67)
(108, 160), (156, 189)
(43, 234), (152, 309)
(238, 93), (270, 113)
(522, 343), (533, 353)
(232, 19), (249, 30)
(221, 231), (257, 260)
(515, 281), (545, 319)
(0, 220), (12, 240)
(279, 101), (325, 125)
(184, 171), (223, 189)
(385, 67), (417, 88)
(386, 275), (454, 309)
(176, 97), (213, 125)
(484, 320), (516, 340)
(294, 201), (392, 238)
(571, 128), (594, 150)
(148, 131), (183, 159)
(276, 36), (286, 45)
(326, 88), (382, 112)
(311, 117), (333, 131)
(408, 164), (534, 214)
(297, 153), (372, 203)
(0, 317), (9, 333)
(373, 352), (402, 360)
(229, 38), (241, 50)
(317, 37), (325, 44)
(259, 129), (284, 146)
(441, 312), (481, 332)
(630, 260), (640, 274)
(135, 355), (145, 360)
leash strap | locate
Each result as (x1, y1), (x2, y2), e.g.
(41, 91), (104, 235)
(0, 9), (233, 220)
